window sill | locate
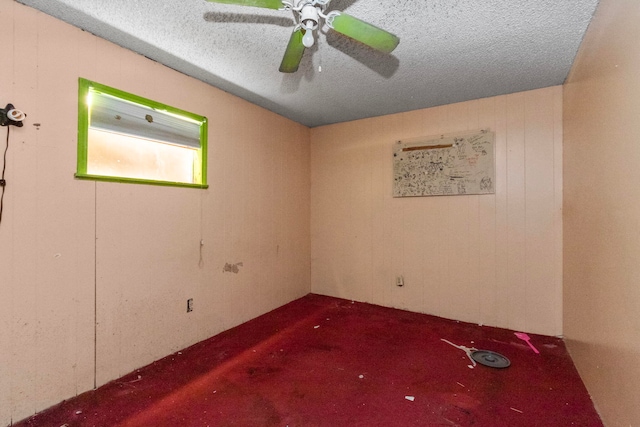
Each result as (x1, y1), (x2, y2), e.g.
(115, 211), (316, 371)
(74, 173), (208, 189)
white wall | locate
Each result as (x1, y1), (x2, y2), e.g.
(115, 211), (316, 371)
(564, 0), (640, 424)
(0, 1), (310, 425)
(310, 86), (563, 336)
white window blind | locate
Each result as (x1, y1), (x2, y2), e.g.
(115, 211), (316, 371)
(89, 90), (202, 148)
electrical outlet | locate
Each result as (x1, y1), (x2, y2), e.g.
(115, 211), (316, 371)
(396, 276), (404, 287)
(187, 298), (193, 312)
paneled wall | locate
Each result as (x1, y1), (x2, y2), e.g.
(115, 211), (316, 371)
(310, 86), (563, 336)
(564, 0), (640, 424)
(0, 1), (310, 425)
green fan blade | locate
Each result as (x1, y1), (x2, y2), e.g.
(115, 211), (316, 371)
(205, 0), (282, 10)
(331, 13), (399, 53)
(279, 29), (305, 73)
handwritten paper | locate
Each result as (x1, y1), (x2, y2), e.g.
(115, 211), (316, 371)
(393, 130), (495, 197)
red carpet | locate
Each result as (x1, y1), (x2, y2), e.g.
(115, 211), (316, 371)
(15, 294), (603, 426)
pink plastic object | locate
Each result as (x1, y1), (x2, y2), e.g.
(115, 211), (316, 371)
(514, 332), (540, 354)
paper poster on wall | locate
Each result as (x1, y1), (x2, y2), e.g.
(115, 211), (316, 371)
(393, 129), (495, 197)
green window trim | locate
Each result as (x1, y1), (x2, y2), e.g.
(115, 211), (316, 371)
(76, 78), (208, 188)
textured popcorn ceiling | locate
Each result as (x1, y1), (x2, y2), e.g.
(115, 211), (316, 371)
(17, 0), (599, 127)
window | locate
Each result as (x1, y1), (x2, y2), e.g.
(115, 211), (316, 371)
(76, 78), (208, 188)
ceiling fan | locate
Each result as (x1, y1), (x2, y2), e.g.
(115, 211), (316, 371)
(205, 0), (400, 73)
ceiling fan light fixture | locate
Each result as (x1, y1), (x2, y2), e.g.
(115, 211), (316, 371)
(302, 25), (315, 47)
(300, 3), (318, 47)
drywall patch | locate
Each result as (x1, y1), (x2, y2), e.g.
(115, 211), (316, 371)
(223, 262), (243, 274)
